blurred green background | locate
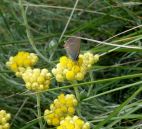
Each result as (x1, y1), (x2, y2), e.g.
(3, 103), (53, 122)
(0, 0), (142, 129)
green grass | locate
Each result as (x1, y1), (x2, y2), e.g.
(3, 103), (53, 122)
(0, 0), (142, 129)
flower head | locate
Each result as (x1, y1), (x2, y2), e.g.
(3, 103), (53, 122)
(52, 52), (99, 82)
(22, 68), (51, 92)
(0, 110), (11, 129)
(6, 51), (38, 77)
(57, 116), (90, 129)
(44, 94), (78, 126)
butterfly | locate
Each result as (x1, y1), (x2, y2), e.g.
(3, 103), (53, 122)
(64, 33), (81, 61)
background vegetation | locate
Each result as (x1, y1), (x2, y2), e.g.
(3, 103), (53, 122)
(0, 0), (142, 129)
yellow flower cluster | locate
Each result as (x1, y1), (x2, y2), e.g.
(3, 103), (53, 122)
(52, 52), (99, 82)
(44, 94), (78, 126)
(57, 116), (90, 129)
(80, 52), (99, 69)
(22, 68), (51, 92)
(0, 110), (11, 129)
(6, 51), (38, 77)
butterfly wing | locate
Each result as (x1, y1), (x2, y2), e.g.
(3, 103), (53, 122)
(64, 34), (80, 61)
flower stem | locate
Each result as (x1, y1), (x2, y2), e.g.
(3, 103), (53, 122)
(36, 93), (44, 129)
(87, 71), (94, 96)
(73, 81), (81, 117)
(74, 86), (80, 101)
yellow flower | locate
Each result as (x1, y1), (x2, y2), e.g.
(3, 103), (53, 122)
(57, 116), (90, 129)
(60, 56), (68, 66)
(56, 74), (64, 82)
(72, 65), (80, 73)
(10, 63), (18, 72)
(0, 110), (11, 129)
(68, 107), (75, 115)
(76, 73), (84, 81)
(66, 71), (75, 81)
(52, 52), (99, 82)
(22, 68), (51, 92)
(52, 118), (60, 126)
(44, 94), (78, 126)
(6, 51), (38, 77)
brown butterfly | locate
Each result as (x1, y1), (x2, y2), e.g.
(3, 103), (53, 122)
(64, 33), (80, 61)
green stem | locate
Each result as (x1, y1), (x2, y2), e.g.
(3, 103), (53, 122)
(23, 73), (142, 95)
(72, 81), (81, 117)
(74, 86), (80, 102)
(87, 71), (94, 96)
(49, 0), (79, 61)
(36, 93), (44, 129)
(94, 87), (142, 129)
(19, 0), (51, 64)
